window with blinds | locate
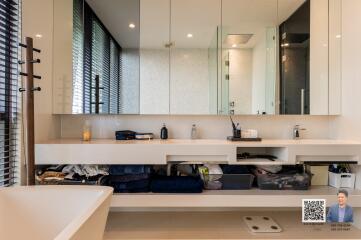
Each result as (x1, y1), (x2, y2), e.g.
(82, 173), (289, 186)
(109, 39), (120, 114)
(74, 0), (122, 114)
(72, 0), (84, 114)
(0, 0), (20, 187)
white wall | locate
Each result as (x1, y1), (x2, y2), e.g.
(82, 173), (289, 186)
(329, 0), (361, 229)
(170, 49), (210, 114)
(252, 32), (267, 115)
(330, 0), (361, 161)
(140, 49), (170, 114)
(22, 0), (61, 142)
(60, 114), (332, 140)
(310, 0), (329, 115)
(228, 49), (253, 114)
(121, 49), (140, 114)
(140, 48), (212, 114)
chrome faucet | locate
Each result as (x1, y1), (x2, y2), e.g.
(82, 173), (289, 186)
(293, 125), (306, 139)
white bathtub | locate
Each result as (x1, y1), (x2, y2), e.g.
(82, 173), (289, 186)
(0, 185), (113, 240)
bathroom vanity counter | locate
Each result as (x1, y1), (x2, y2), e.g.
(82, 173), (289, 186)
(36, 138), (361, 146)
(36, 138), (361, 165)
(35, 139), (361, 208)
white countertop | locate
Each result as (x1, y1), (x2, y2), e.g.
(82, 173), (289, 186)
(37, 138), (361, 146)
(35, 138), (361, 165)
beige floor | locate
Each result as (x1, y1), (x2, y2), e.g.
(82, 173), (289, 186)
(103, 211), (361, 240)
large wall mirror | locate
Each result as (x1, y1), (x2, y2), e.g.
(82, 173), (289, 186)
(52, 0), (341, 115)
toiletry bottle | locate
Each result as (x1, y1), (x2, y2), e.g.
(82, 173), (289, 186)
(191, 124), (197, 139)
(82, 120), (91, 141)
(160, 123), (168, 140)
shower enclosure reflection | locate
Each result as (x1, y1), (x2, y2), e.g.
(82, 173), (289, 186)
(220, 0), (312, 115)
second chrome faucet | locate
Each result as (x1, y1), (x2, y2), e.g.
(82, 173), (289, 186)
(293, 125), (306, 139)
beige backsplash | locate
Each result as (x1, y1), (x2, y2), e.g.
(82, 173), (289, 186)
(60, 115), (334, 140)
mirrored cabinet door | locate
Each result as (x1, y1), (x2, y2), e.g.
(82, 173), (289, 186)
(53, 0), (140, 114)
(139, 0), (170, 115)
(328, 0), (342, 115)
(221, 0), (278, 115)
(53, 0), (74, 114)
(170, 0), (221, 115)
(279, 0), (311, 115)
(52, 0), (341, 116)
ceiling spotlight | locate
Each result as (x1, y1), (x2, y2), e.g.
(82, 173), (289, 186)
(232, 44), (237, 48)
(129, 23), (136, 29)
(187, 33), (193, 38)
(336, 34), (341, 39)
(35, 34), (43, 38)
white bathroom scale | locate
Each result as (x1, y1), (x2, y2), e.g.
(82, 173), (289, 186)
(243, 216), (282, 233)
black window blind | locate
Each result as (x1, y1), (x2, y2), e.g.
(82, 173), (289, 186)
(0, 0), (20, 187)
(109, 38), (119, 114)
(72, 0), (84, 114)
(75, 0), (121, 114)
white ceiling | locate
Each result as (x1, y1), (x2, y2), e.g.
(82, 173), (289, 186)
(85, 0), (140, 49)
(85, 0), (306, 49)
(222, 0), (305, 48)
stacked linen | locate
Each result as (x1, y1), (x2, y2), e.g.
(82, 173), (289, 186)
(101, 165), (151, 193)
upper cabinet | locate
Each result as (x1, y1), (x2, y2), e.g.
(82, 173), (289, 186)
(169, 0), (221, 115)
(53, 0), (140, 114)
(221, 0), (278, 115)
(139, 0), (170, 114)
(52, 0), (341, 115)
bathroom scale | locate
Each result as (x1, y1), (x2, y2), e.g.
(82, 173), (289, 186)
(243, 216), (282, 233)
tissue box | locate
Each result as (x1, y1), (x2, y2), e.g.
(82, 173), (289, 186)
(328, 172), (355, 189)
(241, 129), (258, 138)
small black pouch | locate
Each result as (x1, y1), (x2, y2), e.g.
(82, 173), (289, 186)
(115, 130), (136, 140)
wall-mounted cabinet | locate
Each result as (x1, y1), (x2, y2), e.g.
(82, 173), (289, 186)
(52, 0), (342, 115)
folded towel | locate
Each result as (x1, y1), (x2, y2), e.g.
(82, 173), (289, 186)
(114, 187), (150, 193)
(151, 176), (203, 193)
(109, 165), (151, 175)
(109, 179), (150, 191)
(100, 175), (151, 193)
(106, 173), (149, 183)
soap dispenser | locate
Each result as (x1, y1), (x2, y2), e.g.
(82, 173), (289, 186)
(191, 124), (197, 139)
(160, 123), (168, 140)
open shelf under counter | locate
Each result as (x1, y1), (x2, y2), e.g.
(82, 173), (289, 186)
(35, 138), (361, 165)
(110, 186), (361, 208)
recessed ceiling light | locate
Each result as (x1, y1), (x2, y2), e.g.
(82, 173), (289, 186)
(35, 34), (43, 38)
(336, 34), (341, 39)
(129, 23), (136, 29)
(187, 33), (193, 38)
(232, 44), (237, 48)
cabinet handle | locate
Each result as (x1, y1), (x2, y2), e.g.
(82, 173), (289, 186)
(301, 88), (305, 115)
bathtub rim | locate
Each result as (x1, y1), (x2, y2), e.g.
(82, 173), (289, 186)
(1, 185), (113, 240)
